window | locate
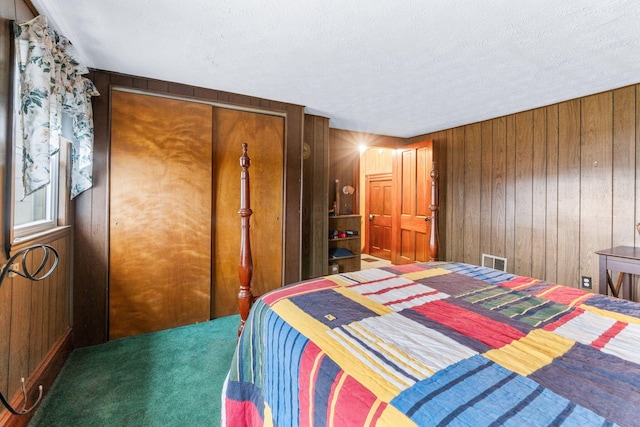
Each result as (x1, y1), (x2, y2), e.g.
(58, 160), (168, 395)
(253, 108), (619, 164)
(12, 144), (60, 239)
(8, 41), (64, 243)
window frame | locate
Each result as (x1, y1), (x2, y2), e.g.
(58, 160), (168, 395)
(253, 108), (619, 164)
(5, 23), (66, 257)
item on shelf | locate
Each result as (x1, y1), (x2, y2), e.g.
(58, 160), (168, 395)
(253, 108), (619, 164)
(345, 230), (359, 236)
(338, 231), (347, 238)
(328, 264), (339, 274)
(329, 247), (354, 259)
(329, 230), (338, 239)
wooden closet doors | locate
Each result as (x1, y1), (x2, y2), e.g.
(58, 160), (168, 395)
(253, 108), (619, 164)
(109, 90), (213, 339)
(212, 108), (284, 318)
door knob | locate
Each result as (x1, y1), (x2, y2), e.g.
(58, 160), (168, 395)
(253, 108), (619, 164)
(369, 214), (374, 221)
(425, 216), (431, 222)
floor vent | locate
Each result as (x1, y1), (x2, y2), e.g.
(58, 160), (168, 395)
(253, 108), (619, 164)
(481, 254), (508, 272)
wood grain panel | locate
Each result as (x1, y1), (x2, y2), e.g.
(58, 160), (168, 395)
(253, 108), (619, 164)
(416, 147), (429, 217)
(580, 92), (613, 289)
(450, 127), (465, 262)
(415, 232), (427, 262)
(0, 272), (11, 397)
(302, 115), (329, 279)
(212, 108), (284, 317)
(556, 99), (581, 288)
(8, 275), (31, 399)
(82, 70), (110, 347)
(491, 117), (507, 258)
(532, 108), (547, 279)
(545, 105), (559, 283)
(28, 253), (43, 374)
(505, 116), (517, 272)
(401, 150), (413, 215)
(480, 121), (493, 256)
(110, 91), (212, 339)
(463, 123), (481, 265)
(514, 111), (533, 276)
(612, 86), (636, 247)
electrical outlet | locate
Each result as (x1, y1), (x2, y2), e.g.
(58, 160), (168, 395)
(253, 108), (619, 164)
(581, 276), (592, 289)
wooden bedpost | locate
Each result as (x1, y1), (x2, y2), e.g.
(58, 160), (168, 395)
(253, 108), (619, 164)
(429, 162), (440, 261)
(238, 143), (254, 336)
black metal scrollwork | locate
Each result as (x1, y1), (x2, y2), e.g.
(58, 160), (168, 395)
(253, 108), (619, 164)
(0, 244), (59, 415)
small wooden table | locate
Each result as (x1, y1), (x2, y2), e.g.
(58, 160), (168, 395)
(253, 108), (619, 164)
(595, 246), (640, 300)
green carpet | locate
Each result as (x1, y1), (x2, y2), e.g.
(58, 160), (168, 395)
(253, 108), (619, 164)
(28, 315), (240, 427)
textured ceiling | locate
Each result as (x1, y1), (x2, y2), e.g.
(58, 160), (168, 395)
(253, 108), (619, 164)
(32, 0), (640, 138)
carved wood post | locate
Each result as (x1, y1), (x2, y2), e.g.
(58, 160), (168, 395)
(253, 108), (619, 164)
(238, 143), (254, 336)
(429, 162), (439, 261)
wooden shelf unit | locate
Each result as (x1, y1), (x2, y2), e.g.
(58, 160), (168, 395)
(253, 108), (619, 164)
(328, 215), (361, 273)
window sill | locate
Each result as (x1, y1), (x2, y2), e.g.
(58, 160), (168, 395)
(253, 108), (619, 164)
(10, 225), (72, 253)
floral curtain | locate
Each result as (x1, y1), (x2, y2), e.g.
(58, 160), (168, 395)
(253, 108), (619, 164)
(13, 15), (99, 199)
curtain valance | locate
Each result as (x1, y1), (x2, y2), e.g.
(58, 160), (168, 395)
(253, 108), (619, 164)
(13, 15), (99, 199)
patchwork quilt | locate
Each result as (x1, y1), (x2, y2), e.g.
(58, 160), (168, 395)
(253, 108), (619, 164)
(222, 262), (640, 426)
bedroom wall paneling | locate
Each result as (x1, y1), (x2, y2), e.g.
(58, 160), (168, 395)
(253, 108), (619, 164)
(301, 114), (329, 279)
(556, 100), (581, 290)
(328, 129), (361, 217)
(74, 70), (304, 347)
(580, 92), (613, 295)
(1, 3), (74, 425)
(410, 84), (640, 300)
(463, 124), (481, 266)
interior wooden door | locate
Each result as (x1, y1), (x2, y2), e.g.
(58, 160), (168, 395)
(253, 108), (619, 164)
(392, 140), (433, 264)
(212, 108), (284, 318)
(366, 175), (393, 260)
(109, 90), (213, 339)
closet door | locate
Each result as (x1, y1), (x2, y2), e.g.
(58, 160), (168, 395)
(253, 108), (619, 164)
(109, 90), (212, 339)
(212, 108), (284, 318)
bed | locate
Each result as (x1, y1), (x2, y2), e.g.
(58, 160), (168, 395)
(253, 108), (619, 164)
(222, 145), (640, 426)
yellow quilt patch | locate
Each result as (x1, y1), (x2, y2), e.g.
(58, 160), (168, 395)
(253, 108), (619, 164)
(580, 304), (640, 325)
(401, 267), (452, 281)
(484, 329), (574, 376)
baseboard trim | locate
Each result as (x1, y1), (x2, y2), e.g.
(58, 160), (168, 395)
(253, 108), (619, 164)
(0, 327), (73, 427)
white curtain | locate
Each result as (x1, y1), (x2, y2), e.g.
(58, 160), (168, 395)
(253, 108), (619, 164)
(13, 15), (99, 199)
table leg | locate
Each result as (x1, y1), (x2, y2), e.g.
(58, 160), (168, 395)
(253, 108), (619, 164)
(623, 273), (631, 300)
(599, 256), (608, 295)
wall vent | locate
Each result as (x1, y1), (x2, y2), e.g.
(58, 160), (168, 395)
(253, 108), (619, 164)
(481, 254), (508, 272)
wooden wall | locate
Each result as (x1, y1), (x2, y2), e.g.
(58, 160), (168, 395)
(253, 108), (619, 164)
(74, 70), (305, 347)
(302, 115), (329, 279)
(410, 85), (640, 298)
(1, 3), (74, 425)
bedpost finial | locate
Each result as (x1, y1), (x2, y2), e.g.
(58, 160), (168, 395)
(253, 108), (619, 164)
(240, 143), (251, 168)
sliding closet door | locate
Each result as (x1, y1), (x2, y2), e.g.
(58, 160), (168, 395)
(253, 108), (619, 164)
(109, 90), (213, 339)
(212, 108), (284, 318)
